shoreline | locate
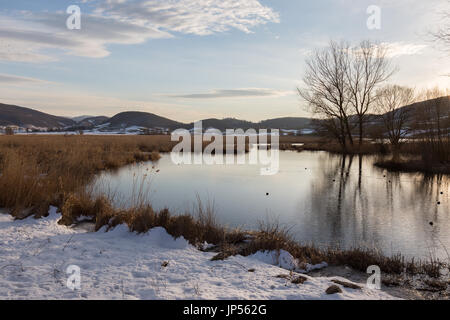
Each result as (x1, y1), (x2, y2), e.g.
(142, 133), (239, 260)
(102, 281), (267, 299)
(374, 159), (450, 174)
(1, 208), (448, 300)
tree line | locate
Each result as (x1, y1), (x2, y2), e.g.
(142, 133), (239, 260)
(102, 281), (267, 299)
(298, 40), (449, 164)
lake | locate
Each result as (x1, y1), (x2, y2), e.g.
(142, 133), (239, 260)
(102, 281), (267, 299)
(91, 149), (450, 260)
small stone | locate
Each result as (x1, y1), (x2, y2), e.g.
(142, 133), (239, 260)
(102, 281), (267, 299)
(248, 268), (255, 272)
(325, 285), (342, 295)
(161, 261), (169, 268)
(429, 221), (434, 226)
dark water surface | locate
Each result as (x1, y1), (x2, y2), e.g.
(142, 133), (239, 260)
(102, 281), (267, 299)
(92, 150), (450, 260)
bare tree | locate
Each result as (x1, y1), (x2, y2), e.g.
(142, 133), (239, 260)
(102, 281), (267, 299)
(298, 41), (354, 152)
(431, 0), (450, 51)
(345, 41), (395, 148)
(376, 85), (416, 160)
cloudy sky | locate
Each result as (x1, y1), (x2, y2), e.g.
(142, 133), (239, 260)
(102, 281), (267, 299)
(0, 0), (449, 122)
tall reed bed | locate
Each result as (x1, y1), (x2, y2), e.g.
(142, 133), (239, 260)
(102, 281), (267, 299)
(0, 135), (166, 217)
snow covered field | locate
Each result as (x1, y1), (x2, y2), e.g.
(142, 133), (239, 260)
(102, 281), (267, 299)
(0, 208), (396, 300)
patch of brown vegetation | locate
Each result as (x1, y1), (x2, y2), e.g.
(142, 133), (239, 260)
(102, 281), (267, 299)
(0, 135), (167, 217)
(58, 191), (247, 248)
(224, 221), (448, 278)
(423, 279), (447, 291)
(331, 279), (361, 290)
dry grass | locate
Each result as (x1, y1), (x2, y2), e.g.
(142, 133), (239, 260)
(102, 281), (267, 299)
(0, 135), (166, 217)
(214, 220), (448, 278)
(278, 136), (389, 154)
(57, 191), (247, 247)
(375, 139), (450, 174)
(0, 134), (249, 218)
(281, 136), (450, 173)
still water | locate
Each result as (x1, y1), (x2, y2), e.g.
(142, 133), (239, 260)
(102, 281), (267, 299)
(92, 150), (450, 260)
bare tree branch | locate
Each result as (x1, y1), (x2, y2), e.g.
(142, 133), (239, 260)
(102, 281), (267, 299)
(298, 41), (354, 151)
(430, 0), (450, 52)
(376, 85), (416, 152)
(345, 41), (396, 146)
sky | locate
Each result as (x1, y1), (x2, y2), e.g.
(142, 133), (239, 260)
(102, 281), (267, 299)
(0, 0), (449, 122)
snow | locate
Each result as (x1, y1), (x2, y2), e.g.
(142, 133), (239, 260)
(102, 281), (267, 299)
(248, 250), (329, 273)
(0, 209), (397, 300)
(248, 250), (302, 271)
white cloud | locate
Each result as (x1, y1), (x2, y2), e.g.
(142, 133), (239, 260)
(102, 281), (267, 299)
(0, 73), (49, 84)
(170, 88), (292, 99)
(95, 0), (280, 35)
(0, 0), (279, 62)
(383, 42), (428, 58)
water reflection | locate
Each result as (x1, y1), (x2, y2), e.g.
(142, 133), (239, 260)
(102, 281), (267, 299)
(92, 151), (450, 260)
(307, 152), (450, 260)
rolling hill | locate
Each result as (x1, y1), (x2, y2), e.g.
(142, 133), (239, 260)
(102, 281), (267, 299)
(2, 96), (447, 134)
(0, 103), (75, 128)
(258, 117), (312, 130)
(191, 118), (255, 131)
(106, 111), (184, 130)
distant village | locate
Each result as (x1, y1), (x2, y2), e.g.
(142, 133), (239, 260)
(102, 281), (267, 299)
(0, 125), (172, 135)
(0, 124), (310, 136)
(0, 125), (50, 134)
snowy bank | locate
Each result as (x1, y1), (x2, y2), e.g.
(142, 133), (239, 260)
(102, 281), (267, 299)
(0, 208), (396, 300)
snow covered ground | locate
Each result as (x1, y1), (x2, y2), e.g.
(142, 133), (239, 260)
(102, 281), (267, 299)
(0, 208), (396, 300)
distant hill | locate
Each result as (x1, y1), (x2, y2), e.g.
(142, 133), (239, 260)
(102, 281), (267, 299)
(187, 117), (312, 131)
(348, 96), (450, 126)
(400, 96), (450, 120)
(72, 115), (94, 122)
(78, 116), (109, 127)
(107, 111), (184, 129)
(3, 97), (446, 134)
(191, 118), (255, 131)
(258, 117), (312, 130)
(67, 116), (110, 130)
(0, 103), (74, 128)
